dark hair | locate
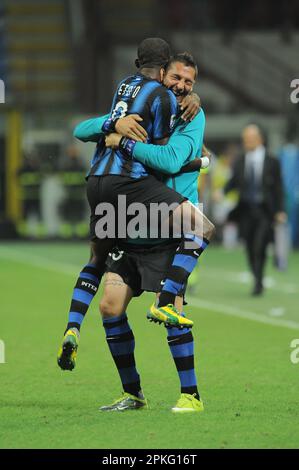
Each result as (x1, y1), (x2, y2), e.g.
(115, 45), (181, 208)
(135, 37), (171, 69)
(166, 52), (198, 79)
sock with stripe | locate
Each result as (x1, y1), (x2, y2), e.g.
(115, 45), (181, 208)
(166, 324), (200, 399)
(65, 264), (104, 333)
(158, 234), (209, 307)
(103, 313), (141, 397)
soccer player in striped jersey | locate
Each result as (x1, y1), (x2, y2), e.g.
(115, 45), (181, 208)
(98, 54), (210, 413)
(57, 41), (214, 373)
(66, 54), (212, 413)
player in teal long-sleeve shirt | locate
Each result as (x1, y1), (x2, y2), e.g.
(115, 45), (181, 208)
(73, 105), (211, 412)
(74, 108), (206, 205)
(61, 53), (213, 413)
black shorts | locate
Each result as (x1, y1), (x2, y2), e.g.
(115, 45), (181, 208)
(86, 175), (185, 241)
(105, 242), (187, 299)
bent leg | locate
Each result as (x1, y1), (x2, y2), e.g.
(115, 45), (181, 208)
(64, 237), (114, 333)
(158, 201), (215, 308)
(57, 238), (115, 371)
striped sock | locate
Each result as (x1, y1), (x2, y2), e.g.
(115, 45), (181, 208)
(103, 313), (141, 397)
(166, 325), (199, 399)
(158, 234), (209, 307)
(66, 264), (104, 333)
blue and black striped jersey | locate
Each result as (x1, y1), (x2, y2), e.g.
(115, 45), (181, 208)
(88, 73), (178, 179)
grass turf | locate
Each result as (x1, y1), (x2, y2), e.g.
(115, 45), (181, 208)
(0, 242), (299, 449)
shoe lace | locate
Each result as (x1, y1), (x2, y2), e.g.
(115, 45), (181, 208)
(177, 393), (197, 407)
(166, 305), (191, 320)
(111, 392), (143, 406)
(110, 392), (131, 406)
(166, 304), (180, 314)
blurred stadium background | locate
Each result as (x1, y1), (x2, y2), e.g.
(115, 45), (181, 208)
(0, 0), (299, 242)
(1, 0), (299, 449)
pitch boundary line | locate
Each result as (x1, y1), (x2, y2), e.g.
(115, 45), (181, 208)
(200, 266), (298, 294)
(1, 247), (299, 331)
(0, 247), (79, 276)
(188, 297), (299, 331)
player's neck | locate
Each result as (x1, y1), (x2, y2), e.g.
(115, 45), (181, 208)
(139, 67), (161, 82)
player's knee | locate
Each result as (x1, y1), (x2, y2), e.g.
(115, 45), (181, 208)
(99, 297), (122, 318)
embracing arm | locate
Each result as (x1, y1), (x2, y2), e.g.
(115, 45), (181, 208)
(132, 110), (205, 175)
(178, 144), (211, 173)
(74, 114), (148, 143)
(73, 115), (109, 142)
(133, 132), (195, 174)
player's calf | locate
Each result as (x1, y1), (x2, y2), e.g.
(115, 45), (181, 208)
(157, 204), (215, 310)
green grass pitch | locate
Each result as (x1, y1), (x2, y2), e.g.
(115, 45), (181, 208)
(0, 242), (299, 449)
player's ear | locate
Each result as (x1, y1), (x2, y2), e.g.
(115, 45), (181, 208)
(135, 59), (140, 69)
(160, 68), (165, 82)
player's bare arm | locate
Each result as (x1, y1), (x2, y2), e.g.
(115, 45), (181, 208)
(179, 143), (211, 173)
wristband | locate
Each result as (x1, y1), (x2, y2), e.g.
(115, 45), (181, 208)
(102, 117), (117, 133)
(200, 156), (210, 169)
(119, 137), (136, 158)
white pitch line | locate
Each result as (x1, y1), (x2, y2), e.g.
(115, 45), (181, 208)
(200, 267), (298, 294)
(0, 248), (78, 276)
(188, 297), (299, 331)
(1, 247), (299, 331)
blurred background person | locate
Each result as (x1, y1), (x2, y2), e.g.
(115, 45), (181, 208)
(278, 117), (299, 250)
(222, 124), (287, 296)
(58, 144), (87, 238)
(18, 151), (42, 238)
(210, 143), (239, 247)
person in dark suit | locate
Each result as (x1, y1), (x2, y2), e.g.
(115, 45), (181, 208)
(224, 124), (287, 296)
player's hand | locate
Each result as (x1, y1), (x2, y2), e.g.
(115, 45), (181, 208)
(105, 133), (122, 149)
(180, 93), (201, 122)
(115, 114), (147, 142)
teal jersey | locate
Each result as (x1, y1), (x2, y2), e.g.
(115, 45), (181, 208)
(74, 110), (205, 245)
(74, 117), (104, 142)
(133, 110), (205, 205)
(74, 109), (205, 205)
